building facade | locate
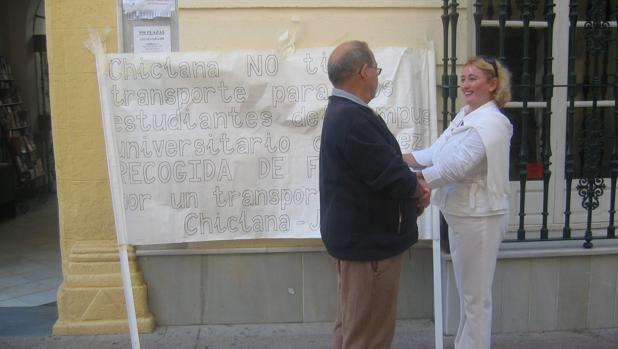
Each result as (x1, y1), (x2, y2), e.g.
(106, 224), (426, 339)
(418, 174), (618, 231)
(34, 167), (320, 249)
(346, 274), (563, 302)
(46, 0), (618, 335)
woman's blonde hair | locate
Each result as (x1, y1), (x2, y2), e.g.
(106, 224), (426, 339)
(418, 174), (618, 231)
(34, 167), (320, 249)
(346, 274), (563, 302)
(464, 56), (512, 107)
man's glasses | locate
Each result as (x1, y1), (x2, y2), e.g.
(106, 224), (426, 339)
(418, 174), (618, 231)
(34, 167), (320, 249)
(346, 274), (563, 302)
(359, 64), (382, 76)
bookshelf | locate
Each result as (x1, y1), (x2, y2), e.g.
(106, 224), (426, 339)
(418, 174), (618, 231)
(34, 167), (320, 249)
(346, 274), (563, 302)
(0, 56), (45, 215)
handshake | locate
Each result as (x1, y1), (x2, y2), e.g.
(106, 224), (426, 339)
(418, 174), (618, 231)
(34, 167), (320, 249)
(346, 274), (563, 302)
(412, 172), (431, 215)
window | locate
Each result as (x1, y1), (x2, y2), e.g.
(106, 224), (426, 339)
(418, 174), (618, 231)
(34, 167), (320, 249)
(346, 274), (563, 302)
(471, 0), (618, 239)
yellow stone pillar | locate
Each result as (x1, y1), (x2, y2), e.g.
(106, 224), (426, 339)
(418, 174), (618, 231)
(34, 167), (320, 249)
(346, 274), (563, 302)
(46, 0), (155, 335)
(53, 240), (155, 335)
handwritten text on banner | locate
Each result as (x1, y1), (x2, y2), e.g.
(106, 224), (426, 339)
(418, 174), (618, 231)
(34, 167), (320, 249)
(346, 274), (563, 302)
(98, 47), (437, 245)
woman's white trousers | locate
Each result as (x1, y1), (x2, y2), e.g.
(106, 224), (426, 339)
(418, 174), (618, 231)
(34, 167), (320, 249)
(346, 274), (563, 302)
(443, 212), (507, 349)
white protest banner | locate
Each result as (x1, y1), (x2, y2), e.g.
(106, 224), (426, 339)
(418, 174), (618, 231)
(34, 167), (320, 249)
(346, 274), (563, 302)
(96, 46), (437, 245)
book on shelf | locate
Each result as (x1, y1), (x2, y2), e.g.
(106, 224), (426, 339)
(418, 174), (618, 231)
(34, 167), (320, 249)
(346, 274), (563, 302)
(0, 57), (13, 80)
(0, 55), (46, 189)
(0, 105), (27, 129)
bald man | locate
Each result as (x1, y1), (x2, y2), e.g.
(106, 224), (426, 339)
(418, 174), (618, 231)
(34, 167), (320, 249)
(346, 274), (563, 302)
(319, 40), (430, 349)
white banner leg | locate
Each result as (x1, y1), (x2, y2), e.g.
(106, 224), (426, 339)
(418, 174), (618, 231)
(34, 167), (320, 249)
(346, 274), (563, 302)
(433, 239), (444, 349)
(119, 244), (141, 349)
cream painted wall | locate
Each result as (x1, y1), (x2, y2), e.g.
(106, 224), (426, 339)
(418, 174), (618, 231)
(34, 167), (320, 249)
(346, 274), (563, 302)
(177, 1), (469, 250)
(178, 1), (468, 60)
(178, 0), (469, 140)
(45, 0), (471, 256)
(46, 0), (471, 255)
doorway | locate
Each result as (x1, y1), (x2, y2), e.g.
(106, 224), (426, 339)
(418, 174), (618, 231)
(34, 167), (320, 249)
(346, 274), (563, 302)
(0, 0), (60, 336)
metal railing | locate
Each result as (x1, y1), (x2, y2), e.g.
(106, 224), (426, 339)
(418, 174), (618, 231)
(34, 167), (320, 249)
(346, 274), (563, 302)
(440, 0), (618, 249)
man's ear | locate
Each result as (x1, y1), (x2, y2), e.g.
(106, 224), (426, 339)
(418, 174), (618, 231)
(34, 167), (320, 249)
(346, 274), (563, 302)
(358, 63), (368, 79)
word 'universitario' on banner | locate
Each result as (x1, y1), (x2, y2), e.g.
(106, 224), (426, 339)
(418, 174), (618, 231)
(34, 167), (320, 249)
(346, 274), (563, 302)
(93, 46), (438, 245)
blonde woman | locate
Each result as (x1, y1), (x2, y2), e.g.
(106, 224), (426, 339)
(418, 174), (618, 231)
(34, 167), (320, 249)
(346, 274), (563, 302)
(404, 56), (513, 349)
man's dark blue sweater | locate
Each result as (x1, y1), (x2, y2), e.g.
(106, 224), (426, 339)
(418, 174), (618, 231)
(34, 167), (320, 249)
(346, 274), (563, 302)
(319, 95), (420, 261)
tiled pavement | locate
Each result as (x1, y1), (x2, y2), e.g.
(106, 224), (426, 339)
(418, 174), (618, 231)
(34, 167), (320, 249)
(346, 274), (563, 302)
(1, 319), (618, 348)
(0, 195), (61, 307)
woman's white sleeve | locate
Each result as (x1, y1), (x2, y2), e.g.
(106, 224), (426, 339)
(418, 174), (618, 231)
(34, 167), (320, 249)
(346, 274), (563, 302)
(411, 129), (449, 167)
(422, 129), (486, 189)
(411, 147), (433, 167)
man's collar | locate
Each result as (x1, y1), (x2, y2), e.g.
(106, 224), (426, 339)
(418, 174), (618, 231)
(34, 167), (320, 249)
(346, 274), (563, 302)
(332, 88), (369, 108)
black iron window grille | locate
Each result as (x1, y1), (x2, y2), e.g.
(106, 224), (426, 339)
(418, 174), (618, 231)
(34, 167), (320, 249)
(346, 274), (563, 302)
(441, 0), (618, 248)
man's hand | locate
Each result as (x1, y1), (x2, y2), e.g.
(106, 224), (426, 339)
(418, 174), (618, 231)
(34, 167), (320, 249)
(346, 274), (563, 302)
(403, 153), (425, 170)
(412, 172), (431, 215)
